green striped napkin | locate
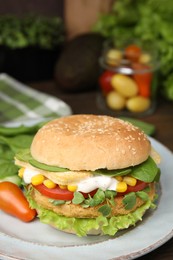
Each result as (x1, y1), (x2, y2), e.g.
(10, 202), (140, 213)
(0, 74), (72, 123)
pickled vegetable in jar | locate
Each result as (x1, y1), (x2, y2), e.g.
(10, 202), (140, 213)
(98, 41), (159, 116)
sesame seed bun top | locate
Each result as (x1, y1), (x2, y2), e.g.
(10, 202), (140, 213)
(30, 114), (151, 171)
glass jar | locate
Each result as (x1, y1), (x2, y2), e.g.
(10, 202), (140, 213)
(97, 40), (160, 117)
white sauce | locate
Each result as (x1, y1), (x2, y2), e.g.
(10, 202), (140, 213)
(77, 176), (118, 193)
(23, 168), (40, 184)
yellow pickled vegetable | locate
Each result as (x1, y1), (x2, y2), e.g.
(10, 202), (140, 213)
(106, 49), (123, 66)
(126, 96), (151, 112)
(106, 91), (126, 110)
(111, 74), (138, 98)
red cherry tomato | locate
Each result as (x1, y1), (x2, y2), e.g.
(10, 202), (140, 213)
(132, 63), (153, 97)
(34, 184), (97, 201)
(0, 182), (36, 222)
(99, 70), (115, 95)
(125, 44), (141, 62)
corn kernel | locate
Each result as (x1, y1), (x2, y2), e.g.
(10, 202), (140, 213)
(123, 176), (137, 186)
(31, 174), (45, 186)
(18, 167), (25, 178)
(67, 185), (78, 192)
(43, 179), (57, 189)
(59, 184), (67, 189)
(116, 181), (127, 193)
(115, 176), (123, 182)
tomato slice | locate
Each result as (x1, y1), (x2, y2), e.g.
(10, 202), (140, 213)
(118, 180), (148, 196)
(34, 184), (97, 201)
(34, 184), (74, 200)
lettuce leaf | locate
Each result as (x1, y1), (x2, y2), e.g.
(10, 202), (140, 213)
(26, 188), (155, 237)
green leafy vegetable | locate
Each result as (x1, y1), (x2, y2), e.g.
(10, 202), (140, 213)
(131, 157), (159, 182)
(72, 192), (85, 205)
(0, 135), (33, 153)
(136, 191), (149, 201)
(48, 199), (67, 206)
(98, 204), (112, 217)
(29, 159), (69, 172)
(94, 168), (132, 177)
(0, 174), (22, 186)
(0, 120), (48, 186)
(91, 189), (106, 206)
(0, 15), (64, 49)
(15, 149), (32, 162)
(0, 123), (43, 136)
(123, 192), (137, 210)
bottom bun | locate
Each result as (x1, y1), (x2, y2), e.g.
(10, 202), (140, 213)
(26, 184), (157, 237)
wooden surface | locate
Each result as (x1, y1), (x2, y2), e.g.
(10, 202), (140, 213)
(30, 80), (173, 259)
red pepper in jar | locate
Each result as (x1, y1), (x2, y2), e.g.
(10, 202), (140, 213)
(132, 63), (153, 98)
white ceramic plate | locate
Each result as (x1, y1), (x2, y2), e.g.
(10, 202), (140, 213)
(0, 130), (173, 260)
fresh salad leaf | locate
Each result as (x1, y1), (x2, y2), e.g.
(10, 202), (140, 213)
(136, 191), (149, 201)
(15, 149), (32, 162)
(131, 157), (159, 182)
(0, 135), (33, 153)
(98, 204), (112, 217)
(123, 192), (137, 210)
(49, 199), (67, 206)
(94, 168), (132, 177)
(0, 123), (42, 136)
(0, 121), (47, 186)
(0, 162), (19, 178)
(0, 175), (22, 186)
(29, 159), (69, 172)
(72, 192), (85, 205)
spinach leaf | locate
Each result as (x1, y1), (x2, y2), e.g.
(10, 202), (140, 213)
(15, 149), (32, 162)
(0, 135), (33, 152)
(0, 161), (19, 178)
(16, 148), (69, 172)
(29, 159), (69, 172)
(93, 168), (132, 177)
(0, 124), (38, 136)
(131, 157), (159, 182)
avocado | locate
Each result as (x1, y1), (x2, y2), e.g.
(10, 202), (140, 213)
(54, 33), (104, 92)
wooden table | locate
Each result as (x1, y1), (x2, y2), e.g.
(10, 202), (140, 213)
(30, 80), (173, 259)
